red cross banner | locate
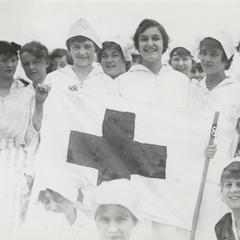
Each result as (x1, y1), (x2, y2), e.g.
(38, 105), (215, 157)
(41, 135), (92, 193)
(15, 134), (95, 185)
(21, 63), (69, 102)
(34, 86), (224, 231)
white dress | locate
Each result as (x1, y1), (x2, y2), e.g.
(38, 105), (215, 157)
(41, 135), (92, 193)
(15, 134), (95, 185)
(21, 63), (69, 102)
(189, 76), (240, 240)
(115, 64), (190, 109)
(0, 79), (37, 239)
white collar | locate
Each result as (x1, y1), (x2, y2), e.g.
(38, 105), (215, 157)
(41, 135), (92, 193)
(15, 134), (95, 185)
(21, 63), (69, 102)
(200, 75), (238, 92)
(128, 64), (167, 76)
(58, 63), (105, 80)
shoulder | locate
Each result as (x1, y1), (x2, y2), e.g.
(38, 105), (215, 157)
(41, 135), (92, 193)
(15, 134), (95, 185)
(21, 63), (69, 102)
(162, 66), (189, 83)
(215, 213), (233, 237)
(116, 65), (149, 83)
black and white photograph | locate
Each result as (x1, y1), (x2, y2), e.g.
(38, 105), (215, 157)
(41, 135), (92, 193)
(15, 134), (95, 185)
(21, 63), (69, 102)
(1, 0), (240, 239)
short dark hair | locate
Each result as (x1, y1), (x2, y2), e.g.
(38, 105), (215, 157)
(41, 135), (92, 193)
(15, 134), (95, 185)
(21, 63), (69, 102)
(133, 19), (169, 54)
(170, 47), (192, 59)
(220, 161), (240, 188)
(0, 41), (21, 58)
(199, 38), (233, 70)
(20, 41), (49, 61)
(50, 48), (73, 65)
(191, 62), (204, 74)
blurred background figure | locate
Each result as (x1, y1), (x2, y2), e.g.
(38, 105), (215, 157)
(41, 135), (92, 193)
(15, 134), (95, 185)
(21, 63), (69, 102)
(20, 41), (49, 88)
(130, 48), (142, 65)
(168, 40), (195, 80)
(99, 35), (132, 79)
(190, 61), (206, 82)
(47, 48), (73, 73)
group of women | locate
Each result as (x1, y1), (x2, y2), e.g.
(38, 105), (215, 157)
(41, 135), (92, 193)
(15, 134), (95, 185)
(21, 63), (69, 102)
(0, 17), (240, 240)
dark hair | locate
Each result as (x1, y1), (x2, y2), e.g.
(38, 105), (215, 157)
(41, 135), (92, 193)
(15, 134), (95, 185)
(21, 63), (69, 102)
(199, 38), (233, 70)
(0, 41), (21, 58)
(170, 47), (192, 59)
(220, 161), (240, 188)
(99, 41), (125, 62)
(133, 19), (169, 54)
(50, 48), (73, 65)
(99, 41), (132, 71)
(20, 41), (49, 61)
(191, 62), (204, 74)
(95, 204), (138, 225)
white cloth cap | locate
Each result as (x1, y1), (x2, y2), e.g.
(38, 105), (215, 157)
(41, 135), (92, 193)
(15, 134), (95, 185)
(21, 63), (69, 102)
(92, 179), (142, 220)
(67, 18), (102, 49)
(37, 166), (82, 203)
(103, 35), (133, 62)
(200, 30), (235, 59)
(168, 40), (194, 57)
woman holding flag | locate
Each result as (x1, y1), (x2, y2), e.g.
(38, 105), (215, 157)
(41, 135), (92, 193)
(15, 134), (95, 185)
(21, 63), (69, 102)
(190, 31), (240, 240)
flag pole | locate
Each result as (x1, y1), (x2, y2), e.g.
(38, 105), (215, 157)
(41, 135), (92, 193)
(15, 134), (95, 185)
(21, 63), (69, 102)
(190, 111), (219, 240)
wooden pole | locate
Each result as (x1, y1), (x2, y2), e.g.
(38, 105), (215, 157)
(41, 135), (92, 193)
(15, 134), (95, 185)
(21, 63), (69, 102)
(190, 111), (220, 240)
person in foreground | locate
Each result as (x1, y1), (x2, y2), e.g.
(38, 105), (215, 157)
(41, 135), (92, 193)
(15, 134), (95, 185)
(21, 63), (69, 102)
(92, 179), (142, 240)
(215, 161), (240, 240)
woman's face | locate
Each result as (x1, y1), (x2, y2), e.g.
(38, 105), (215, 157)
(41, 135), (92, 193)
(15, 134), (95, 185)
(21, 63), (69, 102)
(0, 54), (18, 80)
(69, 39), (95, 68)
(95, 205), (136, 240)
(101, 48), (126, 79)
(199, 46), (226, 75)
(170, 54), (192, 78)
(50, 56), (68, 72)
(20, 52), (47, 85)
(222, 178), (240, 211)
(138, 26), (164, 64)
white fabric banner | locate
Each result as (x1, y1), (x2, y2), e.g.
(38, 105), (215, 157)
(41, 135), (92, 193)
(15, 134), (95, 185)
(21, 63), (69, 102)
(34, 86), (219, 231)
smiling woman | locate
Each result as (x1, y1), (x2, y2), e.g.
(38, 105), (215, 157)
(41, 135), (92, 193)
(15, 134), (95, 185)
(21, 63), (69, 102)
(20, 41), (49, 88)
(114, 19), (190, 110)
(215, 161), (240, 240)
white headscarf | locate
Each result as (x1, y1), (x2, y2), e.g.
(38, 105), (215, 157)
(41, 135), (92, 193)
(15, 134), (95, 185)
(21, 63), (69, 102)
(103, 35), (133, 62)
(92, 178), (142, 220)
(200, 30), (235, 60)
(67, 18), (102, 49)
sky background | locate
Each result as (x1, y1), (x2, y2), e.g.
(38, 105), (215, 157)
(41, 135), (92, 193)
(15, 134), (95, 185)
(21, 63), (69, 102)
(1, 0), (240, 51)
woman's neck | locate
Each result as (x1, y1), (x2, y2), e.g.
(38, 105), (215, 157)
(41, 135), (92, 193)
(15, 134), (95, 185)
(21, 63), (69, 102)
(142, 59), (162, 75)
(72, 64), (93, 81)
(206, 71), (226, 91)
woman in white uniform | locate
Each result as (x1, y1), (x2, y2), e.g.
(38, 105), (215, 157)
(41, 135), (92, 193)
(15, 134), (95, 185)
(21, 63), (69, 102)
(115, 19), (190, 109)
(0, 41), (38, 239)
(190, 31), (240, 240)
(44, 18), (113, 95)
